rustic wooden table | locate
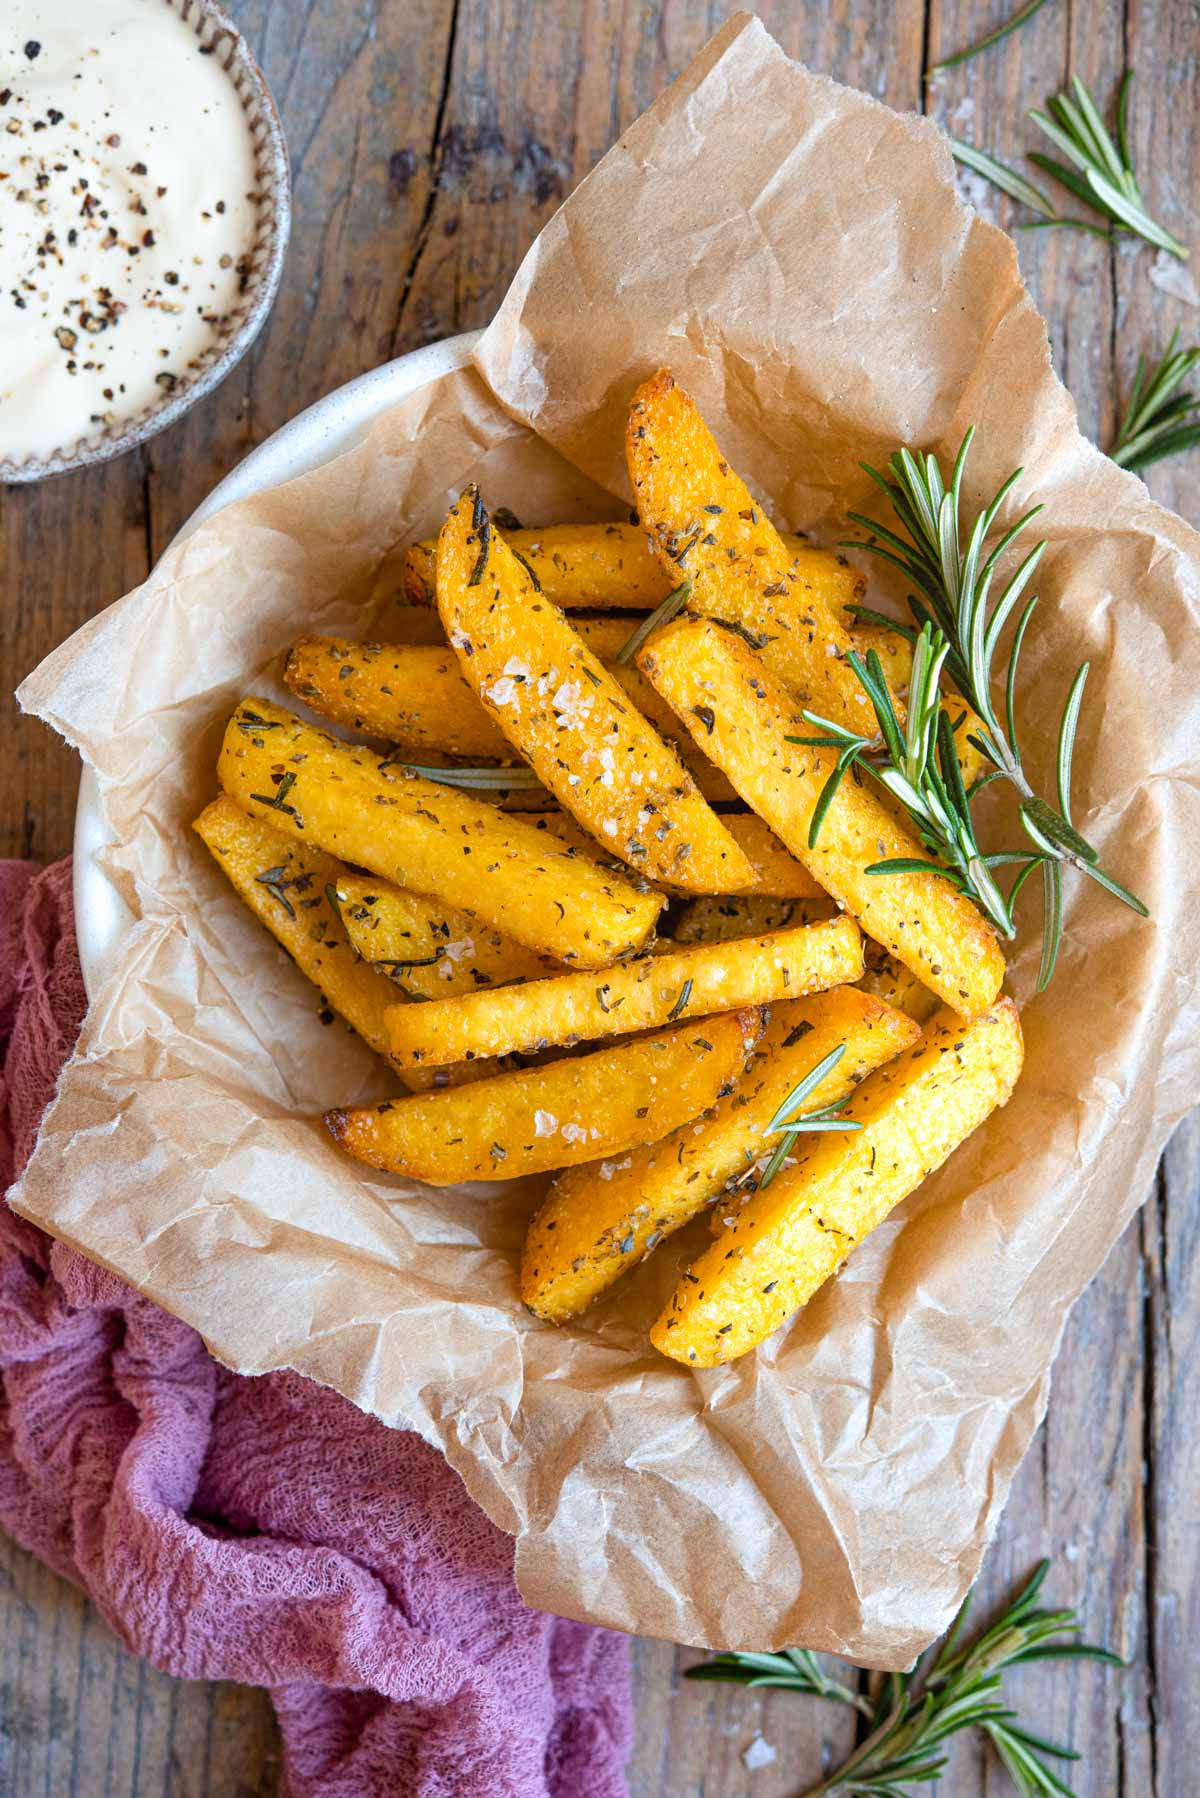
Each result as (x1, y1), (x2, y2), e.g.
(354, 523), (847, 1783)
(2, 2), (1197, 1793)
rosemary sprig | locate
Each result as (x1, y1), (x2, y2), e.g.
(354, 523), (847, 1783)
(792, 628), (1019, 945)
(687, 1557), (1124, 1797)
(836, 431), (1146, 988)
(614, 578), (693, 665)
(950, 139), (1055, 218)
(953, 77), (1187, 258)
(933, 0), (1054, 73)
(1029, 76), (1188, 259)
(756, 1044), (863, 1191)
(1110, 330), (1200, 472)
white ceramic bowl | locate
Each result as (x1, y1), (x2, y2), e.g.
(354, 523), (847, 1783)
(73, 329), (482, 999)
(1, 0), (291, 484)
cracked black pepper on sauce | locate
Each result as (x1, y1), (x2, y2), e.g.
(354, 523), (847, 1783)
(1, 1), (259, 461)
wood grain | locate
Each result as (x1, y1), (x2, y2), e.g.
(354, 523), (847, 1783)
(1, 1), (1196, 1792)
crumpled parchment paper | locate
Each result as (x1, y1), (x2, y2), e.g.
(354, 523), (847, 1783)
(14, 15), (1200, 1661)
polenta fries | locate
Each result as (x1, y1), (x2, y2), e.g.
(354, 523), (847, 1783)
(436, 489), (755, 894)
(627, 370), (888, 731)
(386, 913), (863, 1065)
(183, 363), (1096, 1377)
(404, 520), (863, 619)
(652, 1001), (1023, 1365)
(326, 1009), (763, 1184)
(522, 987), (919, 1322)
(218, 698), (663, 968)
(638, 618), (1005, 1017)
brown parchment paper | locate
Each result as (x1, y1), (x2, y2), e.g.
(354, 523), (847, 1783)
(13, 14), (1200, 1663)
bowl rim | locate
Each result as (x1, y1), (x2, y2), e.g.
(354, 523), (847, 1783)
(0, 0), (292, 485)
(72, 328), (484, 1000)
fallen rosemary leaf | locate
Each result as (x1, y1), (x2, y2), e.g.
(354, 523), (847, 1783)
(614, 579), (693, 665)
(933, 0), (1054, 72)
(387, 762), (545, 790)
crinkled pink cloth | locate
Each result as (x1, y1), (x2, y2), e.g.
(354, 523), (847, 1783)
(0, 859), (632, 1797)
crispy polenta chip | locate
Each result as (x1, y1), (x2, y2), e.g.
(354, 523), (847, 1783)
(286, 639), (512, 761)
(193, 797), (510, 1091)
(285, 630), (736, 801)
(386, 913), (863, 1066)
(405, 520), (863, 617)
(652, 1000), (1024, 1365)
(330, 870), (559, 999)
(193, 795), (403, 1066)
(672, 894), (839, 943)
(528, 803), (824, 901)
(521, 987), (919, 1323)
(638, 618), (1005, 1016)
(435, 488), (755, 894)
(325, 1009), (763, 1184)
(286, 618), (738, 802)
(626, 370), (885, 731)
(857, 936), (939, 1024)
(719, 813), (826, 900)
(218, 698), (663, 969)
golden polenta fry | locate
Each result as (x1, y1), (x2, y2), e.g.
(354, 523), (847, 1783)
(436, 488), (755, 894)
(330, 870), (559, 999)
(193, 795), (402, 1068)
(857, 937), (939, 1024)
(385, 913), (863, 1066)
(672, 894), (839, 944)
(325, 1009), (763, 1184)
(719, 813), (826, 900)
(652, 999), (1023, 1365)
(286, 639), (512, 761)
(194, 797), (510, 1090)
(286, 630), (735, 800)
(527, 803), (824, 900)
(638, 618), (1005, 1016)
(407, 522), (668, 610)
(626, 370), (884, 731)
(405, 521), (863, 617)
(521, 987), (919, 1323)
(218, 698), (663, 969)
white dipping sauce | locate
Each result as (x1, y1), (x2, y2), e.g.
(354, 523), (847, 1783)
(0, 0), (258, 461)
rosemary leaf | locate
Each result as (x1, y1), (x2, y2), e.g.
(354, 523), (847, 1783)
(843, 432), (1147, 983)
(951, 140), (1056, 217)
(1028, 76), (1188, 258)
(389, 762), (545, 789)
(1111, 331), (1200, 472)
(754, 1045), (860, 1191)
(614, 578), (693, 665)
(932, 0), (1053, 72)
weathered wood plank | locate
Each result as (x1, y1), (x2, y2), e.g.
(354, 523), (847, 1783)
(0, 1530), (281, 1797)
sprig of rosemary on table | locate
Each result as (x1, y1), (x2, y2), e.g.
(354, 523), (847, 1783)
(933, 0), (1054, 74)
(1028, 76), (1187, 257)
(796, 431), (1146, 989)
(1110, 330), (1200, 472)
(952, 76), (1188, 259)
(756, 1043), (862, 1191)
(687, 1558), (1123, 1796)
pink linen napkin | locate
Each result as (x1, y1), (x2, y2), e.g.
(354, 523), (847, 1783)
(0, 858), (633, 1797)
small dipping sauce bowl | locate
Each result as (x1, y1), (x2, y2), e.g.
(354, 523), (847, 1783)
(0, 0), (290, 483)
